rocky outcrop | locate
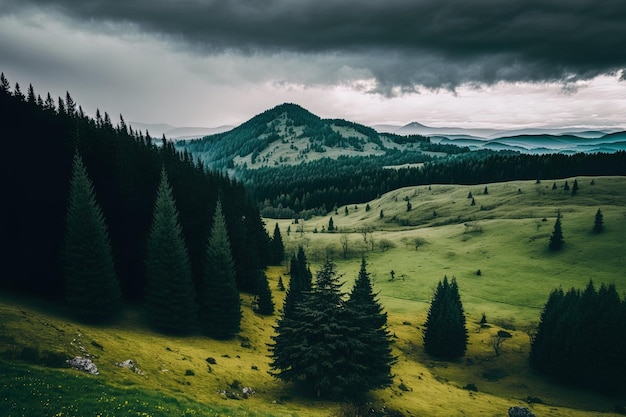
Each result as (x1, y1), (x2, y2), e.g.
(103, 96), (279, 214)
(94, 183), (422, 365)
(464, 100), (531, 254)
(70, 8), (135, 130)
(66, 356), (99, 375)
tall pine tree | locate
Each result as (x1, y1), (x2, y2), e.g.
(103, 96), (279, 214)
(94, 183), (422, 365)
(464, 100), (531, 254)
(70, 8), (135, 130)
(254, 269), (275, 315)
(282, 246), (312, 318)
(145, 168), (197, 333)
(197, 200), (241, 338)
(549, 211), (564, 251)
(63, 152), (121, 321)
(345, 257), (395, 394)
(271, 223), (285, 265)
(423, 276), (468, 360)
(593, 208), (604, 233)
(270, 258), (363, 399)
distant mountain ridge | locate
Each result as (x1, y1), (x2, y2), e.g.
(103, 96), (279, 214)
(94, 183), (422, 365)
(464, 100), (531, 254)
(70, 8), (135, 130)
(176, 103), (626, 171)
(177, 103), (427, 170)
(129, 121), (233, 140)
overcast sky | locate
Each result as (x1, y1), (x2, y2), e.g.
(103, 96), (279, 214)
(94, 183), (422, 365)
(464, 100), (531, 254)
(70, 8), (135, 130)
(1, 0), (625, 130)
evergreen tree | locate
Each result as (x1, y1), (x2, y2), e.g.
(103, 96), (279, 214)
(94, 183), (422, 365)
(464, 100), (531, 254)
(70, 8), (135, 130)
(593, 208), (604, 233)
(254, 269), (275, 315)
(563, 180), (570, 191)
(197, 200), (241, 338)
(13, 83), (24, 101)
(328, 216), (335, 232)
(552, 182), (557, 190)
(27, 84), (36, 103)
(62, 152), (121, 321)
(271, 223), (285, 265)
(281, 247), (312, 318)
(0, 72), (9, 93)
(345, 257), (395, 393)
(277, 276), (285, 291)
(423, 276), (468, 359)
(270, 258), (363, 399)
(483, 186), (488, 195)
(549, 211), (564, 251)
(571, 179), (579, 196)
(145, 168), (197, 333)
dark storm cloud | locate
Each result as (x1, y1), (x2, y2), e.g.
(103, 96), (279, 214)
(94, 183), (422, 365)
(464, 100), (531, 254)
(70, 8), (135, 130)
(4, 0), (626, 92)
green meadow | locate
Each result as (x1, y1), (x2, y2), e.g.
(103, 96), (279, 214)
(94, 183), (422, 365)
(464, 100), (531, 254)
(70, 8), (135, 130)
(2, 176), (625, 416)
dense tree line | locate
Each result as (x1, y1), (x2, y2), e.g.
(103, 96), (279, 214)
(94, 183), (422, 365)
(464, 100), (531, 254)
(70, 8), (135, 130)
(0, 75), (270, 305)
(530, 281), (626, 393)
(242, 149), (626, 217)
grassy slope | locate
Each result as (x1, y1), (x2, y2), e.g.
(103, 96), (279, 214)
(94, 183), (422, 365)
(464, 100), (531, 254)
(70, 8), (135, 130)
(2, 176), (625, 416)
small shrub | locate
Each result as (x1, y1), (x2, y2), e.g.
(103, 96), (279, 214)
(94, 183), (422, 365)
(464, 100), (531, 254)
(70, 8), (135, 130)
(185, 369), (195, 376)
(464, 383), (478, 392)
(206, 357), (216, 364)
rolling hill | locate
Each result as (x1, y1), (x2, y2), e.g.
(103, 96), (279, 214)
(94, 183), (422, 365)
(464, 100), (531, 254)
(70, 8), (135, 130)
(176, 103), (428, 170)
(177, 104), (626, 172)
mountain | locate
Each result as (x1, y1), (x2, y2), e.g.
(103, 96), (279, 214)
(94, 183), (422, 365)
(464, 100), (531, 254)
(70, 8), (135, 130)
(383, 121), (622, 140)
(176, 103), (626, 172)
(177, 103), (427, 170)
(129, 121), (234, 140)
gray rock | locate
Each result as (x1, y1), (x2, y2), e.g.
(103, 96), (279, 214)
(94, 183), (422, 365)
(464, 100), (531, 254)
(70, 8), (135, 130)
(66, 356), (99, 375)
(508, 406), (536, 417)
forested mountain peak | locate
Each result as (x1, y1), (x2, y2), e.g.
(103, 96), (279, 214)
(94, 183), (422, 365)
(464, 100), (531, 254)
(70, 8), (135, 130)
(178, 103), (427, 170)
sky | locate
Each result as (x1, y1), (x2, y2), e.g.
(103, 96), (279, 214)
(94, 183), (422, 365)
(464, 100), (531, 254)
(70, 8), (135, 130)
(1, 0), (625, 130)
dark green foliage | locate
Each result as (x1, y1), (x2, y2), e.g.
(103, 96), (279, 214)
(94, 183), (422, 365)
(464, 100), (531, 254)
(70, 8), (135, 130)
(365, 203), (371, 212)
(270, 223), (285, 265)
(277, 276), (285, 291)
(406, 200), (412, 211)
(379, 210), (384, 219)
(571, 179), (579, 195)
(144, 169), (197, 333)
(270, 259), (369, 399)
(593, 208), (604, 233)
(328, 216), (335, 232)
(281, 247), (312, 319)
(563, 180), (570, 191)
(530, 281), (626, 393)
(549, 211), (564, 251)
(345, 258), (396, 393)
(0, 81), (271, 305)
(197, 200), (241, 338)
(423, 276), (468, 360)
(552, 182), (557, 190)
(467, 191), (473, 198)
(62, 152), (121, 321)
(254, 269), (275, 316)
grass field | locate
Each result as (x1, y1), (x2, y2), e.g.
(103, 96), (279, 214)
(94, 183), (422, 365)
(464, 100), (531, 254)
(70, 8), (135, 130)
(2, 176), (625, 416)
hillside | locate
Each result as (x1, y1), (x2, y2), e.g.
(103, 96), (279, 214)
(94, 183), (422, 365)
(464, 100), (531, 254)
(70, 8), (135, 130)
(177, 103), (428, 170)
(3, 176), (626, 417)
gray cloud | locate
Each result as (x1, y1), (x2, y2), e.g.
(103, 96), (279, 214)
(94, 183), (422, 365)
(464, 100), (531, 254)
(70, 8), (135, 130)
(2, 0), (625, 93)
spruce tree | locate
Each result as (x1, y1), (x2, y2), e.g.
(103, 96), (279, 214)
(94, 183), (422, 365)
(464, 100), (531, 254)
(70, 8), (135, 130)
(270, 258), (361, 399)
(593, 208), (604, 233)
(281, 247), (312, 318)
(271, 223), (285, 265)
(328, 216), (335, 232)
(345, 257), (395, 393)
(63, 152), (121, 321)
(145, 168), (197, 333)
(254, 269), (275, 315)
(571, 179), (579, 195)
(423, 276), (468, 359)
(549, 211), (564, 251)
(197, 200), (241, 338)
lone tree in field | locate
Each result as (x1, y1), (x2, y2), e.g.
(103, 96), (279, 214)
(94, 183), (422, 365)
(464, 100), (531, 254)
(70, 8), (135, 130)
(63, 152), (121, 321)
(571, 179), (579, 196)
(145, 168), (197, 333)
(345, 257), (396, 393)
(593, 208), (604, 233)
(270, 223), (285, 265)
(549, 211), (564, 251)
(423, 276), (468, 360)
(328, 216), (335, 232)
(197, 200), (241, 338)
